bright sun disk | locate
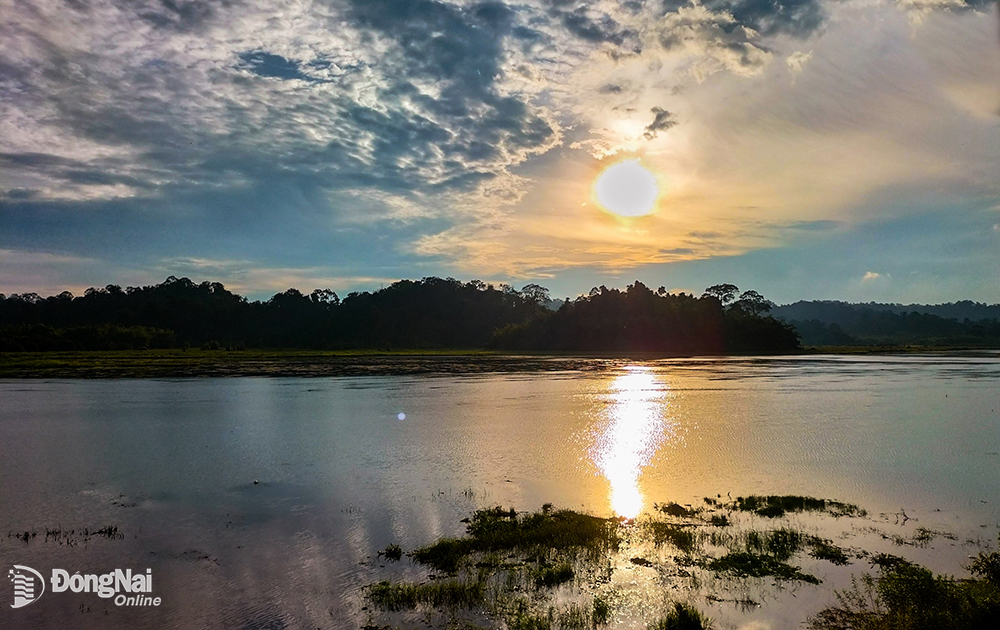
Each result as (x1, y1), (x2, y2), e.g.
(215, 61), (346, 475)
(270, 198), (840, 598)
(594, 160), (659, 217)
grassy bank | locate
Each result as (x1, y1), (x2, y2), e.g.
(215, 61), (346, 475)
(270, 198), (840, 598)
(360, 495), (1000, 629)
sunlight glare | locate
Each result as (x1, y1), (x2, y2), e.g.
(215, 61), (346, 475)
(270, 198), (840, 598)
(591, 367), (674, 518)
(594, 160), (659, 217)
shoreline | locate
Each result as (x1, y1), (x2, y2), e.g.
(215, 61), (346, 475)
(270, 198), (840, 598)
(1, 346), (997, 378)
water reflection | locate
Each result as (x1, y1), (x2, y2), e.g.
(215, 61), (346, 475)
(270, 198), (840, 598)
(591, 367), (676, 518)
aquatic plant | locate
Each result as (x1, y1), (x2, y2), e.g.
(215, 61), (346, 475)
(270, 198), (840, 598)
(366, 579), (485, 611)
(646, 522), (697, 554)
(412, 506), (619, 574)
(378, 543), (402, 562)
(531, 563), (574, 588)
(655, 502), (699, 518)
(809, 539), (852, 566)
(807, 553), (1000, 629)
(705, 552), (821, 584)
(648, 602), (714, 630)
(731, 495), (866, 519)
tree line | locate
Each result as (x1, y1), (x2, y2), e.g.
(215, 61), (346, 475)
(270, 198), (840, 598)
(0, 277), (799, 354)
(771, 301), (1000, 346)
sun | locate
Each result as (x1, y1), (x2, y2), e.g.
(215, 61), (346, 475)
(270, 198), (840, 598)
(594, 160), (659, 217)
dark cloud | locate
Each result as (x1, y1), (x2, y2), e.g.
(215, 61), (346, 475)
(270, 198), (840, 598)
(599, 83), (625, 94)
(662, 0), (826, 38)
(643, 107), (677, 139)
(539, 0), (639, 47)
(135, 0), (220, 32)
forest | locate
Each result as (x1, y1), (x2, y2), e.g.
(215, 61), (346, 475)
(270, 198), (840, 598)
(772, 301), (1000, 347)
(0, 277), (799, 354)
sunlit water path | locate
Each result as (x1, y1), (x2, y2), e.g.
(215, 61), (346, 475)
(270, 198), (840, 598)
(1, 353), (999, 628)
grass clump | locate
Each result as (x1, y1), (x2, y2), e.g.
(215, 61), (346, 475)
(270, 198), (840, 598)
(592, 596), (611, 625)
(412, 537), (472, 573)
(366, 579), (484, 611)
(731, 495), (866, 519)
(506, 603), (601, 630)
(532, 563), (574, 588)
(763, 528), (806, 561)
(655, 502), (699, 518)
(648, 602), (714, 630)
(808, 554), (1000, 629)
(809, 538), (852, 566)
(412, 506), (618, 574)
(647, 522), (697, 554)
(707, 514), (730, 527)
(706, 552), (821, 584)
(378, 543), (402, 562)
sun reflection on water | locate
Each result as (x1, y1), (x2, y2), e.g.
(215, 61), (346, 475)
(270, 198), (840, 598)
(591, 367), (675, 518)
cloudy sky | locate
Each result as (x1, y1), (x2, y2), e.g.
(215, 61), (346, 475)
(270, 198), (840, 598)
(1, 0), (998, 303)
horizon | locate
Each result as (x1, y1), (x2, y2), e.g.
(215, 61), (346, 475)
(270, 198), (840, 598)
(2, 0), (998, 305)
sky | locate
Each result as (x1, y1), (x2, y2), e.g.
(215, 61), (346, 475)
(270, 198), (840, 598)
(1, 0), (998, 304)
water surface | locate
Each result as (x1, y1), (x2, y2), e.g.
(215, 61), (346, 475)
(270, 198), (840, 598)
(2, 353), (999, 629)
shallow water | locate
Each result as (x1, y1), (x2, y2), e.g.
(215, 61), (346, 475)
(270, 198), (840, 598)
(1, 353), (999, 629)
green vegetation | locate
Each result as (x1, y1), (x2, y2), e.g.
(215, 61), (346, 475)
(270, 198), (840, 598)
(730, 495), (867, 518)
(648, 602), (715, 630)
(773, 300), (1000, 348)
(592, 596), (611, 625)
(808, 551), (1000, 629)
(809, 539), (852, 566)
(531, 563), (574, 588)
(379, 543), (402, 562)
(493, 282), (799, 354)
(362, 498), (999, 630)
(412, 506), (619, 574)
(655, 502), (699, 518)
(705, 552), (821, 584)
(646, 522), (697, 554)
(1, 276), (800, 358)
(366, 579), (485, 611)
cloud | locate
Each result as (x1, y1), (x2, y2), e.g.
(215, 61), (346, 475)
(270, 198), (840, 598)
(656, 4), (775, 79)
(786, 50), (814, 74)
(1, 0), (998, 297)
(644, 107), (678, 139)
(862, 271), (886, 281)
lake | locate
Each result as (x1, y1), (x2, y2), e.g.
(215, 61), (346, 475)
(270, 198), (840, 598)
(2, 353), (999, 629)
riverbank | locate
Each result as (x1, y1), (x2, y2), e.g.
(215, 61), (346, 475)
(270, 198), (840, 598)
(2, 347), (997, 378)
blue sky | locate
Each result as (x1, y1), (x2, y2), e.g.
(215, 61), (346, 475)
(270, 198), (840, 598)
(1, 0), (998, 303)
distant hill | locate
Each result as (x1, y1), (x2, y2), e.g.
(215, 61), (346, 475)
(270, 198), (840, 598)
(774, 300), (1000, 323)
(772, 301), (1000, 347)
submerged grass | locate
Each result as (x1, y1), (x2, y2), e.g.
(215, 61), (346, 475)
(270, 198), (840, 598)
(363, 496), (1000, 629)
(412, 506), (619, 574)
(531, 563), (574, 588)
(366, 579), (485, 611)
(731, 495), (866, 519)
(706, 552), (821, 584)
(646, 522), (697, 554)
(648, 602), (715, 630)
(809, 539), (852, 566)
(808, 551), (1000, 629)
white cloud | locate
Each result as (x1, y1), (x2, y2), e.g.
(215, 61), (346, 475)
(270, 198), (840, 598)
(786, 50), (814, 74)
